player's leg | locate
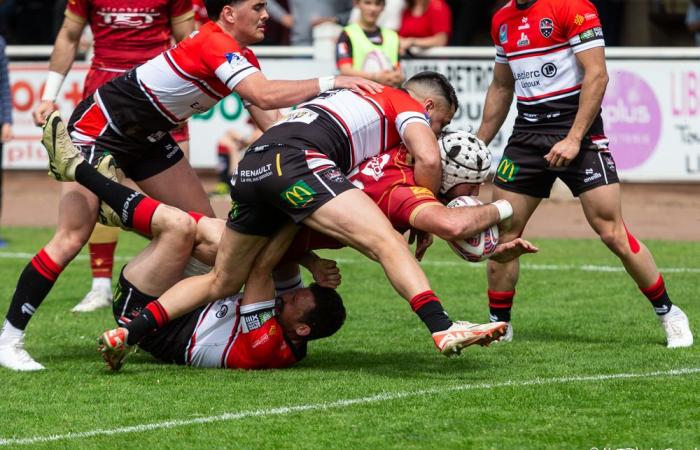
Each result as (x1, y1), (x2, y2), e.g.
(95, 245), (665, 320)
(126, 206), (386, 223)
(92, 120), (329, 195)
(579, 183), (692, 348)
(73, 223), (120, 313)
(0, 182), (99, 370)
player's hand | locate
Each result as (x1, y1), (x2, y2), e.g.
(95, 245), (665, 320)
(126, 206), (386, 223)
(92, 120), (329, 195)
(308, 258), (342, 289)
(489, 238), (538, 263)
(33, 101), (59, 126)
(409, 229), (433, 261)
(544, 136), (581, 167)
(1, 123), (12, 143)
(334, 75), (384, 95)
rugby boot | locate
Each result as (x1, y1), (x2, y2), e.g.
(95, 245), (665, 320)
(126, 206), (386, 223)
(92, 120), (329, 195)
(72, 286), (113, 313)
(98, 328), (133, 371)
(432, 321), (508, 356)
(0, 335), (45, 371)
(660, 305), (693, 348)
(94, 155), (125, 228)
(41, 111), (84, 181)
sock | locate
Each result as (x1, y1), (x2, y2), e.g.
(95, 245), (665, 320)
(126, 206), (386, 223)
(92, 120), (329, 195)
(74, 161), (161, 234)
(124, 300), (170, 346)
(274, 272), (304, 295)
(488, 290), (514, 323)
(5, 249), (63, 331)
(89, 242), (117, 280)
(188, 211), (205, 223)
(0, 320), (24, 342)
(641, 275), (673, 316)
(410, 290), (452, 333)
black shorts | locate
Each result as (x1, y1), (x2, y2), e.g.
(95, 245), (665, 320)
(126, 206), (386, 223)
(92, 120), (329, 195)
(67, 95), (184, 181)
(226, 144), (356, 236)
(493, 132), (619, 198)
(113, 269), (201, 365)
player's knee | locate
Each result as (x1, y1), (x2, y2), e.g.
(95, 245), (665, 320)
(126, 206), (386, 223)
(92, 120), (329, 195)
(372, 229), (410, 258)
(597, 225), (627, 255)
(159, 208), (197, 245)
(209, 267), (240, 298)
(50, 229), (90, 260)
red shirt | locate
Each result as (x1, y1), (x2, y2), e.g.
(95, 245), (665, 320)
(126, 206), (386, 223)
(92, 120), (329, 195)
(192, 0), (209, 25)
(398, 0), (452, 39)
(66, 0), (193, 70)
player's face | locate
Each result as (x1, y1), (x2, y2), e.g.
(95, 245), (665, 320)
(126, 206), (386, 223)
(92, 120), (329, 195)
(231, 0), (269, 44)
(425, 99), (456, 136)
(442, 183), (481, 202)
(357, 0), (385, 25)
(277, 289), (316, 333)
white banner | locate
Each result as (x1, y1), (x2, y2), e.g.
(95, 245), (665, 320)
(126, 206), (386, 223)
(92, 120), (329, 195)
(4, 58), (700, 181)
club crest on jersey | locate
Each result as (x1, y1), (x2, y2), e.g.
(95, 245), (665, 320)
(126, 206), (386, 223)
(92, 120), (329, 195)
(499, 24), (508, 44)
(539, 18), (554, 38)
(517, 32), (530, 47)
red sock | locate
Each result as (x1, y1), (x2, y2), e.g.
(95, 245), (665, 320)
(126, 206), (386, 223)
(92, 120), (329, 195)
(31, 248), (64, 282)
(144, 300), (170, 328)
(188, 211), (205, 223)
(640, 274), (673, 315)
(488, 289), (514, 322)
(410, 290), (452, 333)
(89, 242), (117, 278)
(131, 197), (161, 235)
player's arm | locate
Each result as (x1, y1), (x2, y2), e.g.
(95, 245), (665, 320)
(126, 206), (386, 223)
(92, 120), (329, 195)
(402, 123), (442, 194)
(246, 104), (283, 132)
(298, 252), (341, 289)
(170, 16), (195, 42)
(33, 15), (86, 125)
(476, 62), (514, 146)
(410, 202), (503, 242)
(544, 47), (608, 167)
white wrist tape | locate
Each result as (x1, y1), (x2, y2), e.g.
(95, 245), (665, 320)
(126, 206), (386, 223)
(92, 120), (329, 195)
(41, 71), (66, 102)
(493, 200), (513, 222)
(318, 76), (335, 93)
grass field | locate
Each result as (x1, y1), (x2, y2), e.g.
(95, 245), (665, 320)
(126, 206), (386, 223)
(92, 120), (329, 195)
(0, 227), (698, 449)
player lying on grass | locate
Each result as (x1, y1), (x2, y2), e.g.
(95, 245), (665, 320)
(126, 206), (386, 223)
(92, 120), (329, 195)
(103, 217), (345, 371)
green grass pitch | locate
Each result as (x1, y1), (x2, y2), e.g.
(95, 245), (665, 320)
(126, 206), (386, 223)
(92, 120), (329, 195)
(0, 227), (698, 449)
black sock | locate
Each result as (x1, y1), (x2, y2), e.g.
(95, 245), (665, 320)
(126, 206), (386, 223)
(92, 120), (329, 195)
(74, 161), (146, 228)
(416, 302), (453, 333)
(124, 311), (158, 346)
(5, 250), (62, 330)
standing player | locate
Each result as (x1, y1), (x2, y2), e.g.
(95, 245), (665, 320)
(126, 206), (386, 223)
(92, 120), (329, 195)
(477, 0), (692, 347)
(0, 0), (379, 371)
(32, 0), (195, 314)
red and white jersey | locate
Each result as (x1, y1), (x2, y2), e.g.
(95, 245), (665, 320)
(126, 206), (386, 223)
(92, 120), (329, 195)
(185, 295), (303, 370)
(66, 0), (193, 70)
(255, 87), (429, 173)
(491, 0), (605, 134)
(134, 21), (261, 124)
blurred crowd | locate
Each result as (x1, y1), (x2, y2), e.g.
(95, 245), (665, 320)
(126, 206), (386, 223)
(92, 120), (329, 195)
(0, 0), (698, 48)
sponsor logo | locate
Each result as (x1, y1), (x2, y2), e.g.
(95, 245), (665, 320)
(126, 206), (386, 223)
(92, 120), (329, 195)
(228, 200), (239, 220)
(515, 69), (543, 88)
(578, 29), (597, 42)
(21, 303), (36, 316)
(496, 158), (519, 182)
(244, 313), (261, 330)
(518, 17), (530, 30)
(240, 163), (272, 182)
(280, 180), (316, 208)
(280, 108), (318, 125)
(499, 24), (508, 43)
(215, 304), (229, 318)
(96, 10), (161, 29)
(601, 152), (616, 172)
(584, 172), (602, 183)
(409, 186), (435, 199)
(517, 32), (530, 47)
(574, 14), (585, 26)
(539, 18), (554, 38)
(122, 192), (140, 224)
(360, 153), (391, 181)
(268, 324), (278, 336)
(165, 143), (180, 159)
(225, 52), (244, 64)
(541, 62), (557, 78)
(585, 168), (594, 175)
(593, 26), (604, 37)
(146, 130), (167, 143)
(319, 167), (345, 183)
(585, 12), (598, 21)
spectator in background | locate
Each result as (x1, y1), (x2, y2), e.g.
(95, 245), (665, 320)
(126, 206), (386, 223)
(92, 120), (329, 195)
(211, 120), (262, 197)
(337, 0), (403, 87)
(688, 0), (700, 45)
(349, 0), (404, 31)
(267, 0), (354, 45)
(398, 0), (452, 55)
(0, 34), (11, 248)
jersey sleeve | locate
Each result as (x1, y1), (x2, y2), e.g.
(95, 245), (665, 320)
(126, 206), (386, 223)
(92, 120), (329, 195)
(170, 0), (194, 24)
(65, 0), (88, 24)
(388, 90), (430, 138)
(203, 36), (261, 91)
(336, 31), (354, 68)
(490, 17), (508, 64)
(385, 186), (440, 229)
(561, 0), (605, 53)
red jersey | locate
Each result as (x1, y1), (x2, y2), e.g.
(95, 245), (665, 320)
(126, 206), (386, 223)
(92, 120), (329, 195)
(283, 146), (440, 261)
(185, 296), (302, 370)
(65, 0), (193, 70)
(398, 0), (452, 39)
(192, 0), (209, 25)
(491, 0), (605, 134)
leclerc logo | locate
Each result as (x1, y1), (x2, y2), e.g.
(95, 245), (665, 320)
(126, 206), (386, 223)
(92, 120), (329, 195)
(541, 63), (557, 78)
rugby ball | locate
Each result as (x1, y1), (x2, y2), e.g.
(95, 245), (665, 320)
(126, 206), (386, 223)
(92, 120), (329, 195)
(445, 196), (499, 262)
(362, 50), (394, 72)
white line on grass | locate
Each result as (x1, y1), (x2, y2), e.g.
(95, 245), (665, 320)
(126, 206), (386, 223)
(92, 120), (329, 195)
(1, 252), (699, 274)
(1, 367), (698, 446)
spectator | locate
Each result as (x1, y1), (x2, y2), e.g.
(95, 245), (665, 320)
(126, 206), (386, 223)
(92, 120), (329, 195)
(398, 0), (452, 54)
(0, 34), (11, 248)
(267, 0), (353, 46)
(688, 0), (700, 45)
(337, 0), (403, 87)
(349, 0), (404, 31)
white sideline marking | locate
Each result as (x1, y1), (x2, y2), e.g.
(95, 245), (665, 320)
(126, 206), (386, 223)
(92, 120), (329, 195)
(2, 252), (700, 274)
(1, 367), (698, 446)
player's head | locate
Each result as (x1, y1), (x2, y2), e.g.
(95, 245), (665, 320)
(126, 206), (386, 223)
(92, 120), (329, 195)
(403, 72), (458, 136)
(277, 284), (346, 342)
(437, 129), (492, 200)
(355, 0), (385, 26)
(207, 0), (268, 45)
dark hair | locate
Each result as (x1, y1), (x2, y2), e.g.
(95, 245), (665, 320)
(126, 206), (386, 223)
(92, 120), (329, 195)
(303, 283), (346, 341)
(205, 0), (244, 20)
(404, 71), (459, 112)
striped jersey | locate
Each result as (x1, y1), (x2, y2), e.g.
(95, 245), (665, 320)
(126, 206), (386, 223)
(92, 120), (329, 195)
(491, 0), (606, 134)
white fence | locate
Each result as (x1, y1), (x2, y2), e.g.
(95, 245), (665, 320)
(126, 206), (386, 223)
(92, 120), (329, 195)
(4, 46), (700, 181)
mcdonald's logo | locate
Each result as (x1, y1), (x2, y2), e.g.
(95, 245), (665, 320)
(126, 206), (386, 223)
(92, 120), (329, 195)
(496, 158), (519, 182)
(280, 180), (316, 208)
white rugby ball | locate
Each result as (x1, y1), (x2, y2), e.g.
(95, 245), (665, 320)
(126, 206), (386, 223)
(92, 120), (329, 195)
(362, 50), (394, 72)
(445, 196), (499, 262)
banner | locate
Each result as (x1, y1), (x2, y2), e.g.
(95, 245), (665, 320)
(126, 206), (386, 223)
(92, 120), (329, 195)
(4, 58), (700, 181)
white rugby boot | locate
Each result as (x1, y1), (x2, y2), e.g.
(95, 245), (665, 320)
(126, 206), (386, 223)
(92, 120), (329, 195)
(41, 111), (84, 181)
(72, 285), (113, 313)
(659, 305), (693, 348)
(0, 328), (45, 371)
